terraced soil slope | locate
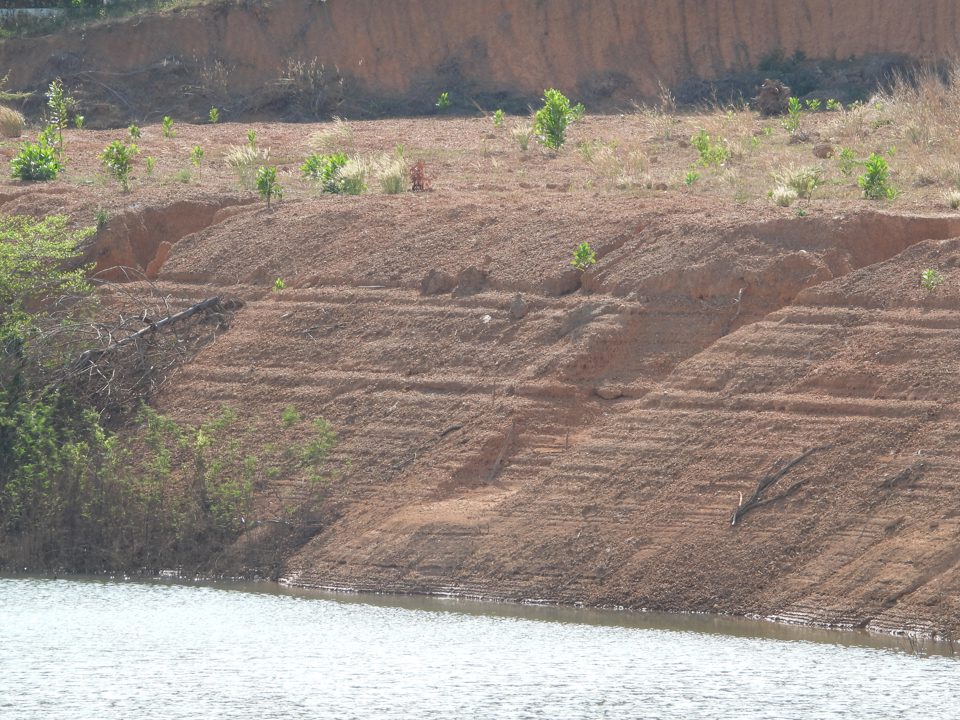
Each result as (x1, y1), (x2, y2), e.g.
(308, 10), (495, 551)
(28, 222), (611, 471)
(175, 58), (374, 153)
(4, 115), (960, 639)
(149, 197), (960, 639)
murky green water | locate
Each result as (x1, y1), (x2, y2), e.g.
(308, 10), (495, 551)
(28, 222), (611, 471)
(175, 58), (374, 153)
(1, 576), (957, 719)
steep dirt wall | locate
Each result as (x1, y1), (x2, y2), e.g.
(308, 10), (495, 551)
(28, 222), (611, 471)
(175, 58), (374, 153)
(3, 0), (960, 120)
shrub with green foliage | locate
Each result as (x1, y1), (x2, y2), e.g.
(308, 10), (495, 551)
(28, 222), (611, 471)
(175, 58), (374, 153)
(99, 140), (138, 192)
(10, 139), (62, 182)
(691, 129), (729, 167)
(0, 213), (342, 573)
(533, 88), (585, 150)
(571, 241), (597, 271)
(301, 152), (365, 194)
(256, 165), (283, 208)
(858, 154), (897, 200)
(161, 115), (175, 138)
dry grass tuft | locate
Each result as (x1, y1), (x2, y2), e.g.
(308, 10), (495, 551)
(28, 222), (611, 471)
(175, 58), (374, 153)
(0, 105), (24, 138)
(224, 144), (270, 190)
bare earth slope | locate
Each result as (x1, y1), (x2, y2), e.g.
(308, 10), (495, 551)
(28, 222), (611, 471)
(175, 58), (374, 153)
(154, 196), (960, 639)
(5, 0), (960, 120)
(4, 115), (960, 639)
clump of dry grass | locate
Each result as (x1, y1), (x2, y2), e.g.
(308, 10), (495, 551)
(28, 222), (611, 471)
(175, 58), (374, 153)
(224, 144), (270, 189)
(307, 116), (354, 153)
(373, 152), (408, 194)
(511, 122), (532, 151)
(0, 105), (24, 138)
(771, 164), (824, 199)
(945, 189), (960, 209)
(770, 185), (799, 207)
(579, 139), (650, 189)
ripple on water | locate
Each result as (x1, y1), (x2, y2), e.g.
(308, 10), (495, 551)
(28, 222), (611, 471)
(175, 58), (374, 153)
(0, 577), (958, 720)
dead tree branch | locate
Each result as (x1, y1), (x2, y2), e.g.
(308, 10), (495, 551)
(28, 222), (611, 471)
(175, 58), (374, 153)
(731, 444), (832, 526)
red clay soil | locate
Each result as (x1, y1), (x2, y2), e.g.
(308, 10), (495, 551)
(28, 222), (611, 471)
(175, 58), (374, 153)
(4, 119), (960, 640)
(5, 0), (960, 122)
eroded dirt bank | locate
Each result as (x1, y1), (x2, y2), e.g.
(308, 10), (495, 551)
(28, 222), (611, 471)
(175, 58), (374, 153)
(5, 0), (960, 122)
(5, 115), (960, 640)
(130, 198), (960, 640)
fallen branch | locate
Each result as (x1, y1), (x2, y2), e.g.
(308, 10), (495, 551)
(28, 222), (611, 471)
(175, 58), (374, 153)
(731, 444), (832, 526)
(73, 296), (221, 370)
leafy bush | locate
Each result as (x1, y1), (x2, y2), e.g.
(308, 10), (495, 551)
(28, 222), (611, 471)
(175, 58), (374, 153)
(533, 89), (585, 150)
(837, 147), (858, 176)
(256, 165), (283, 208)
(921, 268), (944, 292)
(10, 139), (62, 182)
(858, 154), (897, 200)
(145, 156), (156, 176)
(782, 96), (803, 132)
(772, 165), (823, 199)
(128, 123), (141, 140)
(161, 115), (175, 138)
(684, 170), (700, 186)
(99, 140), (138, 191)
(190, 145), (204, 180)
(45, 78), (77, 159)
(571, 242), (597, 271)
(492, 109), (505, 127)
(209, 107), (219, 123)
(301, 151), (348, 190)
(691, 129), (729, 167)
(435, 91), (451, 111)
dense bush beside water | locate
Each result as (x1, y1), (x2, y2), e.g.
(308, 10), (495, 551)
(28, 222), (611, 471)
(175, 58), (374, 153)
(0, 213), (337, 574)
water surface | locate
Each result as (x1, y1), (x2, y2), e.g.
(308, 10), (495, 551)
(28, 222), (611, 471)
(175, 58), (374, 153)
(1, 577), (957, 719)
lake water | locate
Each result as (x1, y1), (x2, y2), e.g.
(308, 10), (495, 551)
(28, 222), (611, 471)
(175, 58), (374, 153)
(1, 576), (957, 719)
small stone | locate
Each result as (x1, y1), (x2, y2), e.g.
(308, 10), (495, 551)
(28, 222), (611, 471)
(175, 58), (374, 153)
(509, 293), (529, 320)
(653, 182), (668, 191)
(594, 385), (624, 400)
(420, 269), (456, 295)
(454, 266), (489, 296)
(812, 143), (834, 159)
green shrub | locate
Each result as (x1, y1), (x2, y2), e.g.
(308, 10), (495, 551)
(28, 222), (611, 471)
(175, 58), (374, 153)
(533, 89), (585, 150)
(161, 115), (175, 138)
(45, 78), (77, 160)
(145, 155), (156, 176)
(493, 109), (505, 127)
(128, 123), (141, 140)
(858, 154), (897, 200)
(837, 147), (858, 176)
(99, 140), (138, 192)
(684, 170), (700, 186)
(691, 129), (729, 167)
(209, 107), (219, 124)
(190, 145), (204, 180)
(302, 152), (365, 194)
(435, 91), (451, 111)
(571, 242), (597, 271)
(256, 165), (283, 208)
(10, 140), (62, 181)
(782, 96), (803, 132)
(921, 268), (944, 292)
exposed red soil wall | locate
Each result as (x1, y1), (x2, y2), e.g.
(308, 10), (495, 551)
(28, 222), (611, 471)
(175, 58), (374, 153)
(4, 0), (960, 121)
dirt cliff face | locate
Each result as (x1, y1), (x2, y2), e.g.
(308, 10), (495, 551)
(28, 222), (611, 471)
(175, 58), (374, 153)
(4, 0), (960, 123)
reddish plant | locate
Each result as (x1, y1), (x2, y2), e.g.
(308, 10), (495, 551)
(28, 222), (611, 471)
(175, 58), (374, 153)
(410, 160), (432, 192)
